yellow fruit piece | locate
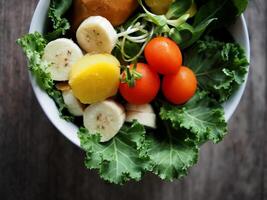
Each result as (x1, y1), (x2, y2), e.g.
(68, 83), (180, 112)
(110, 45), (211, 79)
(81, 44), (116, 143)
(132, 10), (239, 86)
(69, 54), (120, 104)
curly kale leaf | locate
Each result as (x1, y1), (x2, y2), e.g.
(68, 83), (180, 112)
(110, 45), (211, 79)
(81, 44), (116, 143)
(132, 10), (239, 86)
(160, 91), (227, 144)
(146, 122), (199, 181)
(184, 37), (249, 102)
(45, 0), (72, 41)
(79, 122), (151, 184)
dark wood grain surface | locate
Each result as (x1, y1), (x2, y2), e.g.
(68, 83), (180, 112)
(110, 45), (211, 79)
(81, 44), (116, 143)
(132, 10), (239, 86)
(0, 0), (266, 200)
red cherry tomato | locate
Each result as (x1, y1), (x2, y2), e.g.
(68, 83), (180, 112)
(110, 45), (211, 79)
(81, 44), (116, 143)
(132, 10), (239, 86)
(144, 37), (182, 75)
(120, 63), (160, 104)
(162, 66), (197, 105)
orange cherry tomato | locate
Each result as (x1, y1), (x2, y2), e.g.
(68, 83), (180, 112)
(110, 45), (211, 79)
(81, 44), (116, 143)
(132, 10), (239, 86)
(119, 63), (160, 104)
(162, 66), (197, 105)
(144, 37), (182, 75)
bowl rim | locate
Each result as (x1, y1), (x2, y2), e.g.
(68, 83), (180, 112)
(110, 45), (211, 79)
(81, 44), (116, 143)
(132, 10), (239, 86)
(28, 0), (250, 147)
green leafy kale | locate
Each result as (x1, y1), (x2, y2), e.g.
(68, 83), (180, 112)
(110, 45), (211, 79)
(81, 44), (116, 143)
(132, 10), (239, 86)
(45, 0), (72, 41)
(78, 122), (151, 184)
(146, 123), (199, 181)
(17, 32), (74, 121)
(17, 32), (51, 89)
(160, 92), (227, 144)
(17, 0), (249, 185)
(184, 37), (249, 102)
(79, 120), (200, 183)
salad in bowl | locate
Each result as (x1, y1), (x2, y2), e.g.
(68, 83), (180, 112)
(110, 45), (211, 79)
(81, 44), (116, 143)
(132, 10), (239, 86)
(18, 0), (250, 184)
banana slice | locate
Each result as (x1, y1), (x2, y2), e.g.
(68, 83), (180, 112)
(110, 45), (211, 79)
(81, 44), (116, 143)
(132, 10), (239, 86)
(62, 90), (84, 116)
(43, 38), (83, 81)
(76, 16), (118, 54)
(126, 112), (157, 129)
(125, 104), (156, 128)
(126, 104), (154, 114)
(83, 100), (125, 142)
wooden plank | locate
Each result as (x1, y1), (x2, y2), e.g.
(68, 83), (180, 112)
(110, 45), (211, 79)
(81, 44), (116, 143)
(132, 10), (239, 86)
(0, 0), (266, 199)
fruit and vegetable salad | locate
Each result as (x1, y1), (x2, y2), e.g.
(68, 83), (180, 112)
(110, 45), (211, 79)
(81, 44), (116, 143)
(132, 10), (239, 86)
(18, 0), (249, 184)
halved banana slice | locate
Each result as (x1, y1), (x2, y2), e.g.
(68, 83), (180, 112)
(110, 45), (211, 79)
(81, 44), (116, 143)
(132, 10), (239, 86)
(125, 104), (156, 128)
(83, 100), (125, 142)
(43, 38), (83, 81)
(76, 16), (118, 54)
(126, 112), (156, 129)
(126, 104), (154, 114)
(62, 90), (84, 116)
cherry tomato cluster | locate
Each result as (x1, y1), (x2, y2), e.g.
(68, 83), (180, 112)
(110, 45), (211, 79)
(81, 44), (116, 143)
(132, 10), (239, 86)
(119, 37), (197, 105)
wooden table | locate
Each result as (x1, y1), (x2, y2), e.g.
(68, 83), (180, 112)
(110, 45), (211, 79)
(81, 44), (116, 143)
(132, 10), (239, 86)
(0, 0), (266, 199)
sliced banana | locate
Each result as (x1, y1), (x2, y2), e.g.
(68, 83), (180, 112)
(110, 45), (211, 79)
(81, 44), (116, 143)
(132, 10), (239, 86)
(126, 104), (154, 114)
(62, 90), (84, 116)
(125, 104), (156, 128)
(43, 38), (83, 81)
(76, 16), (118, 54)
(126, 112), (157, 129)
(83, 100), (125, 142)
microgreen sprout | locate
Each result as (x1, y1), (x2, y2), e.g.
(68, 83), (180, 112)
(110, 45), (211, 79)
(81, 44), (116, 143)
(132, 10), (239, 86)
(117, 19), (155, 62)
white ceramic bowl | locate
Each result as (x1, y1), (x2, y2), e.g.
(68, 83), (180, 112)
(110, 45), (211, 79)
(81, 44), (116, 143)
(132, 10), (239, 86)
(29, 0), (250, 147)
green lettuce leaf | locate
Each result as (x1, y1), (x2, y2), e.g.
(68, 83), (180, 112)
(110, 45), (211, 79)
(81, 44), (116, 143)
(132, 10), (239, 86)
(165, 0), (217, 49)
(194, 0), (248, 28)
(146, 122), (199, 181)
(168, 0), (248, 48)
(166, 0), (193, 19)
(160, 92), (227, 143)
(184, 37), (249, 102)
(78, 122), (151, 184)
(17, 32), (74, 121)
(45, 0), (72, 41)
(232, 0), (249, 15)
(169, 19), (215, 49)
